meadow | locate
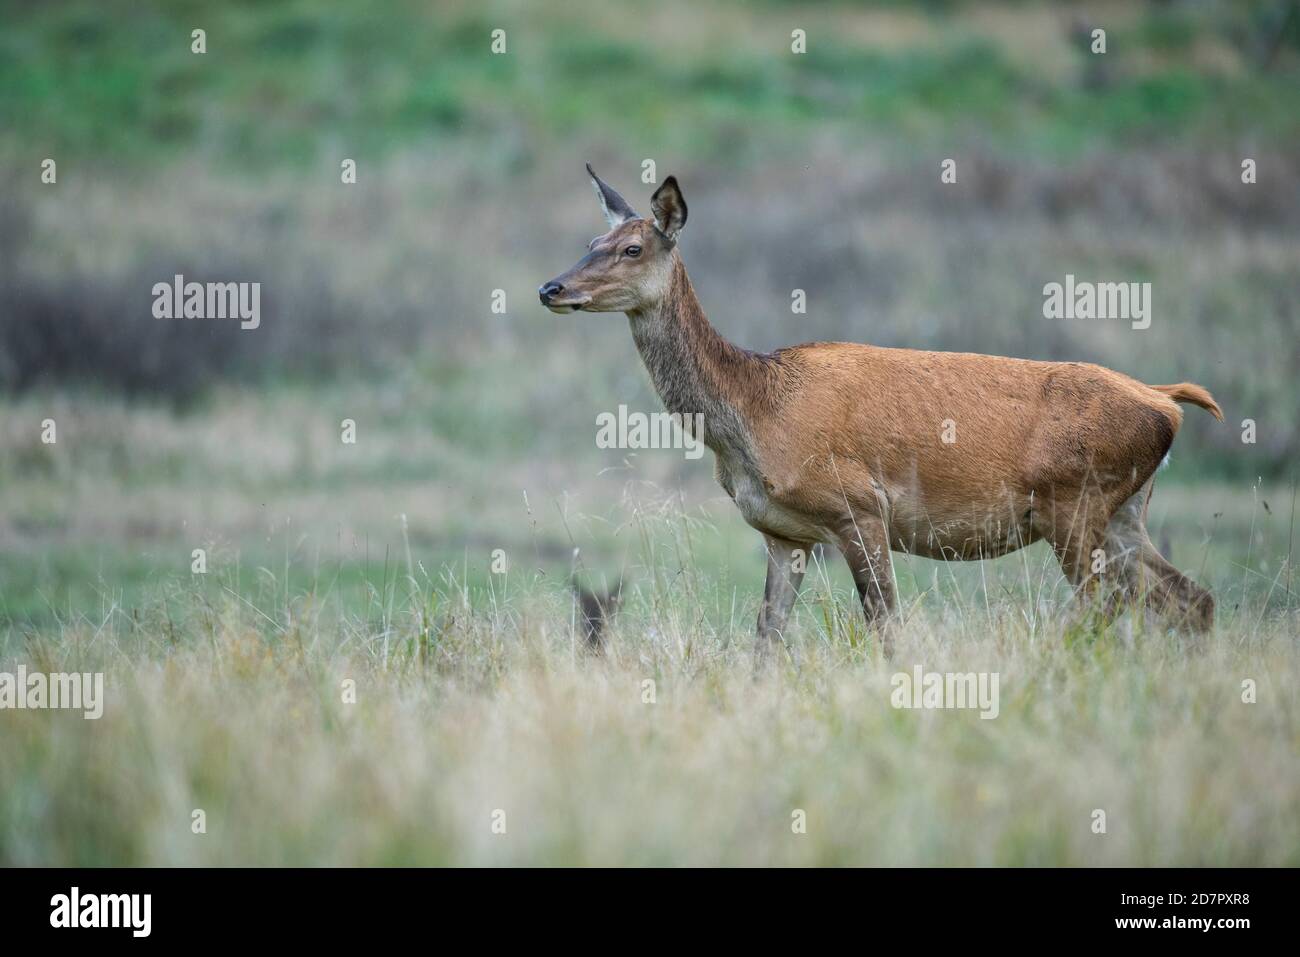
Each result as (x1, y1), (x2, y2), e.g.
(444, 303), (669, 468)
(0, 515), (1296, 866)
(1, 383), (1295, 865)
(0, 0), (1297, 865)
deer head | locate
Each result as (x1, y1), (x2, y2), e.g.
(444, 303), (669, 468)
(538, 164), (688, 314)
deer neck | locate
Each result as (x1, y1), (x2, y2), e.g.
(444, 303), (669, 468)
(626, 256), (770, 456)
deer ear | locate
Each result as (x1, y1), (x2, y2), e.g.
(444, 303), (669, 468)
(586, 163), (638, 228)
(650, 176), (687, 241)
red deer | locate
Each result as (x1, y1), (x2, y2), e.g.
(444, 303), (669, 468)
(539, 166), (1222, 660)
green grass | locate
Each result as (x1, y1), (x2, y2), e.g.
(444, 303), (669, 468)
(2, 0), (1296, 169)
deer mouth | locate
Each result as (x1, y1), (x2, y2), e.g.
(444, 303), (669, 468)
(544, 298), (591, 314)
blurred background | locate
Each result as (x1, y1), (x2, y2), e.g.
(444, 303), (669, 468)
(1, 0), (1297, 623)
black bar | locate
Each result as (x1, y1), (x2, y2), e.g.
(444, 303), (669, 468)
(0, 868), (1283, 943)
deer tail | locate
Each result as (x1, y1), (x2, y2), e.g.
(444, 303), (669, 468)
(1150, 382), (1224, 421)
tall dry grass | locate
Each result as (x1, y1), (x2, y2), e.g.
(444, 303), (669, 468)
(2, 497), (1296, 866)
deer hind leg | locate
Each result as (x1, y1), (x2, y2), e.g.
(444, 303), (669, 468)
(1038, 484), (1136, 634)
(1139, 541), (1215, 632)
(1042, 490), (1111, 602)
(835, 513), (897, 657)
(755, 534), (809, 665)
(1098, 480), (1214, 633)
(1102, 480), (1214, 633)
(1098, 482), (1153, 623)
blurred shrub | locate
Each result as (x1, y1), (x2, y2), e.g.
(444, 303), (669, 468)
(0, 199), (391, 402)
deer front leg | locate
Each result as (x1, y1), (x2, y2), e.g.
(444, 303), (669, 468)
(836, 514), (898, 657)
(755, 535), (808, 667)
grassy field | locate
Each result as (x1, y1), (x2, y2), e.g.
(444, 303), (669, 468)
(1, 512), (1296, 866)
(1, 0), (1297, 865)
(1, 380), (1296, 865)
(5, 0), (1297, 166)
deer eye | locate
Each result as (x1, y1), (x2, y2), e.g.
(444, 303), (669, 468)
(624, 245), (642, 258)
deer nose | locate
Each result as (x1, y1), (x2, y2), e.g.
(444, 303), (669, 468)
(538, 281), (564, 304)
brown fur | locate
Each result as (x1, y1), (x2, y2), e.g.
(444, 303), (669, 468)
(541, 169), (1222, 658)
